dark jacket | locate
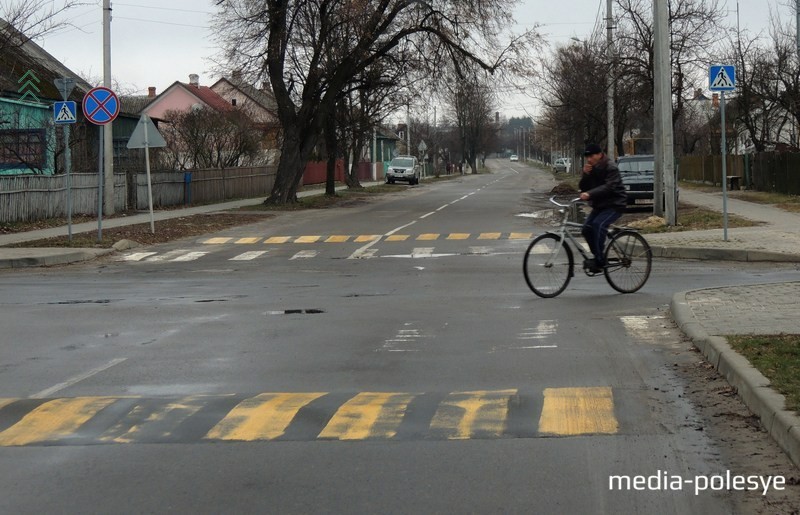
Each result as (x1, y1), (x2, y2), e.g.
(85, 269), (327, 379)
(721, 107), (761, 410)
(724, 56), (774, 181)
(578, 155), (627, 212)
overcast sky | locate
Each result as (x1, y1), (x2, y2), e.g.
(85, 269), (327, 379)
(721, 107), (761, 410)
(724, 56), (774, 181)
(35, 0), (781, 117)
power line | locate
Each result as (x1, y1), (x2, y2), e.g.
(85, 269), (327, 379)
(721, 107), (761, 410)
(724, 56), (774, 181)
(113, 16), (210, 29)
(113, 3), (214, 15)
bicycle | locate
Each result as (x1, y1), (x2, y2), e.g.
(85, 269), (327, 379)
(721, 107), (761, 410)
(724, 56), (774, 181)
(523, 196), (652, 298)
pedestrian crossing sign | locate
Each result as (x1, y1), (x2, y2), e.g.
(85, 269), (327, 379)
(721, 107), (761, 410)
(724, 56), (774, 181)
(709, 65), (736, 92)
(54, 101), (77, 124)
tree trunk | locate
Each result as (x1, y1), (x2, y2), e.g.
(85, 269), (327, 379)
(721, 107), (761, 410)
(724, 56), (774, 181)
(265, 123), (316, 204)
(324, 112), (337, 196)
(345, 130), (364, 188)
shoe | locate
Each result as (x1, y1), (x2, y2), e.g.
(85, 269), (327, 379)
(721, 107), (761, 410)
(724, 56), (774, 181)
(584, 258), (603, 274)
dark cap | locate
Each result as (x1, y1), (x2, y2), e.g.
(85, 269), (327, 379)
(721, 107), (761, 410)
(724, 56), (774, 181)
(583, 143), (603, 156)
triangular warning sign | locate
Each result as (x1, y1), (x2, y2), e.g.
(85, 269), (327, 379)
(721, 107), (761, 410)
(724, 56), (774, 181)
(711, 68), (734, 89)
(127, 114), (167, 149)
(56, 103), (75, 122)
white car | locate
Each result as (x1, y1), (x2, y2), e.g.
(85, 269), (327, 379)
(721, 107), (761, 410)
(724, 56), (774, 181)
(385, 156), (420, 185)
(509, 154), (519, 162)
(553, 158), (571, 173)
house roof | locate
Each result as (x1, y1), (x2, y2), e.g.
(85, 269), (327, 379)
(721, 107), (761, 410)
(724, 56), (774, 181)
(119, 95), (154, 116)
(184, 83), (234, 112)
(0, 19), (93, 103)
(0, 19), (141, 118)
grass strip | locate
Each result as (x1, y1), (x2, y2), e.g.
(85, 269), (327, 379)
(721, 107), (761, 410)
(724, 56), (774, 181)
(727, 334), (800, 412)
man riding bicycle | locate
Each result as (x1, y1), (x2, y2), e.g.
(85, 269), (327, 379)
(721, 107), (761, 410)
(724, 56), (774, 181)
(578, 143), (627, 273)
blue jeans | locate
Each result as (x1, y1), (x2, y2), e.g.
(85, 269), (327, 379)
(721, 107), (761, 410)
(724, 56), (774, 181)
(582, 208), (622, 265)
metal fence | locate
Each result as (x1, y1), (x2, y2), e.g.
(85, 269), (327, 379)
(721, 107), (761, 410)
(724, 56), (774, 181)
(1, 166), (278, 223)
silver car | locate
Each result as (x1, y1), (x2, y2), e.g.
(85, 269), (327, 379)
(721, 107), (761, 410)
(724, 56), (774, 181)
(386, 156), (420, 185)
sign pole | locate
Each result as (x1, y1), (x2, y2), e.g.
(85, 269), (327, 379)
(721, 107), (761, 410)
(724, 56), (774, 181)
(144, 115), (155, 234)
(65, 125), (72, 241)
(720, 91), (728, 241)
(97, 128), (104, 242)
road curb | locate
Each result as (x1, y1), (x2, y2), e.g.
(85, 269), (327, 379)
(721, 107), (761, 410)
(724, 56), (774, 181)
(671, 290), (800, 469)
(652, 245), (800, 262)
(0, 248), (114, 269)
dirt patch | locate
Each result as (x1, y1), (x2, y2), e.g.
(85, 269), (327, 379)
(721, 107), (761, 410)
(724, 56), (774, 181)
(10, 212), (275, 248)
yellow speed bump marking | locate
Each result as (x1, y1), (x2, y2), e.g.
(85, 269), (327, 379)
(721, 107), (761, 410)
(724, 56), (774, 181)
(509, 232), (533, 240)
(295, 236), (321, 243)
(235, 237), (261, 244)
(478, 233), (501, 240)
(385, 235), (409, 242)
(538, 387), (618, 436)
(325, 235), (351, 243)
(318, 392), (415, 440)
(354, 235), (381, 243)
(205, 392), (326, 441)
(204, 237), (232, 244)
(264, 236), (292, 244)
(429, 389), (516, 440)
(0, 397), (117, 446)
(417, 233), (440, 241)
(446, 233), (470, 240)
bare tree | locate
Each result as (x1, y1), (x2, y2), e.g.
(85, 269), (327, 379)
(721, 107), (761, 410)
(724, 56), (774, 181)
(214, 0), (536, 204)
(160, 107), (263, 171)
(1, 1), (85, 52)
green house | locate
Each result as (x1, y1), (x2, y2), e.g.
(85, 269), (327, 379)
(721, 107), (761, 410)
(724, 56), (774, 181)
(0, 97), (55, 175)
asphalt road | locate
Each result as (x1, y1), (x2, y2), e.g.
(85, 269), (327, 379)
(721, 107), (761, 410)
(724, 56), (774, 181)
(1, 160), (798, 514)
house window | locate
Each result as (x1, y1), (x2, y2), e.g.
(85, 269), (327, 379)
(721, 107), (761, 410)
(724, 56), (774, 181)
(0, 129), (46, 169)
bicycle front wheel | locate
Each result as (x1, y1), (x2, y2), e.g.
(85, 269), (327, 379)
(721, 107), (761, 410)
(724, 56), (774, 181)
(523, 234), (573, 298)
(604, 230), (652, 293)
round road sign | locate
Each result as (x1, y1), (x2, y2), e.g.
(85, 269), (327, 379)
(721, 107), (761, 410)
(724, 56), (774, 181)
(82, 86), (120, 125)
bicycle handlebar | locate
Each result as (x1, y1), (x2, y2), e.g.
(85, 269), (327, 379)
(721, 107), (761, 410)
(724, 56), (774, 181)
(548, 195), (584, 208)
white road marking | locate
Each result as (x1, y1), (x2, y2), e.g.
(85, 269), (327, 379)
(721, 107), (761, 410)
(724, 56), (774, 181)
(290, 250), (318, 260)
(347, 221), (416, 259)
(121, 252), (157, 261)
(145, 249), (192, 262)
(412, 247), (434, 258)
(508, 345), (558, 350)
(517, 320), (558, 340)
(31, 358), (128, 399)
(229, 251), (268, 261)
(172, 251), (208, 262)
(469, 246), (492, 255)
(420, 212), (436, 219)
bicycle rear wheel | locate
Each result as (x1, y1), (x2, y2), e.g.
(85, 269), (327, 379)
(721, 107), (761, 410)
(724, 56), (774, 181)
(603, 230), (652, 293)
(523, 234), (573, 298)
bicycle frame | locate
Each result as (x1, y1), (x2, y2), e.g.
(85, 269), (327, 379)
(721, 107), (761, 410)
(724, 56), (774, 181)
(542, 198), (594, 266)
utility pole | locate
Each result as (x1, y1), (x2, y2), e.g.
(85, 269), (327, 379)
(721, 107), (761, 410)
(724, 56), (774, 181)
(796, 0), (800, 53)
(606, 0), (615, 158)
(103, 0), (114, 215)
(653, 0), (676, 224)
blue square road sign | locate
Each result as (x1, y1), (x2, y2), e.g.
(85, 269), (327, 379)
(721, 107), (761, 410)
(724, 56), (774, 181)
(709, 65), (736, 92)
(54, 101), (77, 124)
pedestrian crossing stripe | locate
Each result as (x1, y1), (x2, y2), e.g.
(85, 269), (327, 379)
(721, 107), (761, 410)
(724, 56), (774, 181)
(201, 232), (534, 245)
(0, 388), (620, 446)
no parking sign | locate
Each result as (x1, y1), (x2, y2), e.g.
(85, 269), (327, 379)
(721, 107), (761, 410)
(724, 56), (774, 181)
(82, 86), (119, 125)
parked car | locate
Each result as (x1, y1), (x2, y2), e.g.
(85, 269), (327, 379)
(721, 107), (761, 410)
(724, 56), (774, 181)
(509, 154), (519, 162)
(386, 155), (421, 185)
(553, 157), (571, 173)
(616, 154), (679, 209)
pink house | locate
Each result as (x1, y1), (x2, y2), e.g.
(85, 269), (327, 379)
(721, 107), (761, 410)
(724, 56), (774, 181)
(142, 74), (233, 120)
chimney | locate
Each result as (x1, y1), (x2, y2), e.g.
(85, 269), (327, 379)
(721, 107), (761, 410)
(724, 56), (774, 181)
(495, 112), (499, 123)
(189, 74), (199, 87)
(231, 69), (242, 82)
(712, 93), (719, 108)
(693, 88), (702, 99)
(148, 86), (156, 97)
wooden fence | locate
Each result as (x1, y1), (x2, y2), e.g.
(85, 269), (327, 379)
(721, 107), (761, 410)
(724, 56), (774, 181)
(0, 162), (383, 223)
(678, 153), (800, 195)
(1, 166), (278, 223)
(0, 173), (126, 223)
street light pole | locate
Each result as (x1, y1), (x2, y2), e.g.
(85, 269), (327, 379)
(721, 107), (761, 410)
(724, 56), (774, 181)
(654, 0), (676, 224)
(606, 0), (615, 158)
(103, 0), (114, 216)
